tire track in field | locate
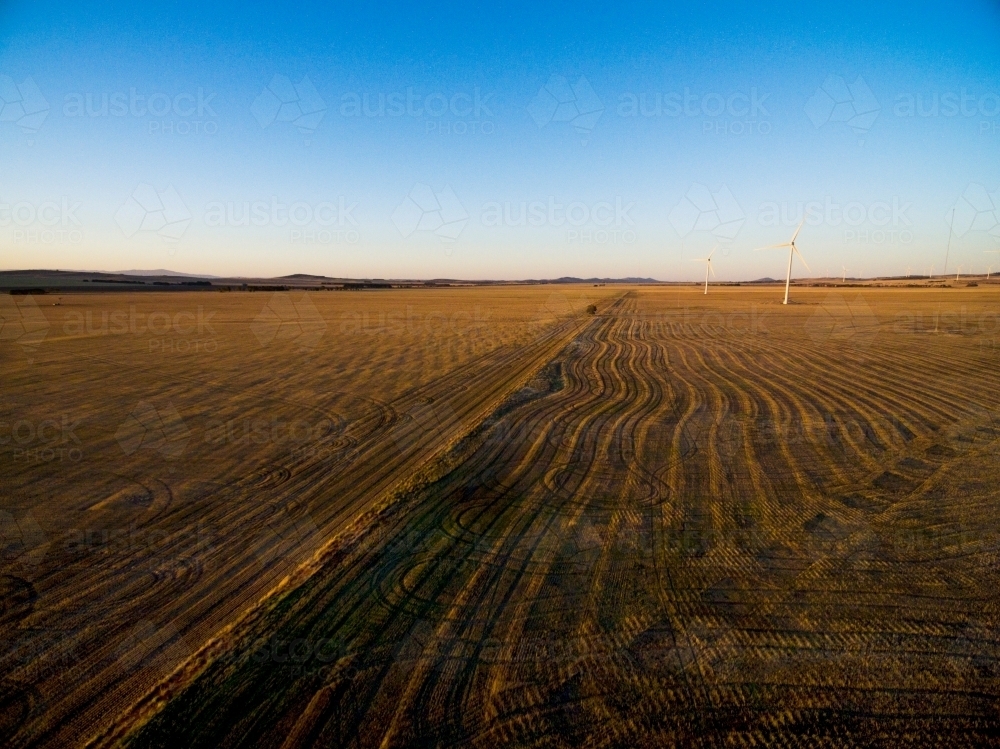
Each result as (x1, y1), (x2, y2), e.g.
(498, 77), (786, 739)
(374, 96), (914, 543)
(388, 304), (644, 744)
(109, 291), (1000, 748)
(13, 306), (601, 749)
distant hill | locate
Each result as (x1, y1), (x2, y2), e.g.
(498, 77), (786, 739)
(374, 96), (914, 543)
(115, 269), (220, 278)
(532, 277), (659, 284)
(5, 270), (867, 289)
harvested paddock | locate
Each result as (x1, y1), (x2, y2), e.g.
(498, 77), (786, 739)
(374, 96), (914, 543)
(5, 286), (1000, 747)
(0, 286), (610, 748)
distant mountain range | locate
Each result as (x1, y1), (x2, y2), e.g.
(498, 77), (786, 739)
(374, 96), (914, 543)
(544, 277), (659, 284)
(115, 269), (221, 278)
(3, 270), (882, 287)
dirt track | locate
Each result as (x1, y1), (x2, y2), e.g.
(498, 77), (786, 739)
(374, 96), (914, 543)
(103, 288), (1000, 747)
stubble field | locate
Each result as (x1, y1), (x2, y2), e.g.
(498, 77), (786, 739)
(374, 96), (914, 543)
(3, 285), (1000, 747)
(0, 285), (611, 748)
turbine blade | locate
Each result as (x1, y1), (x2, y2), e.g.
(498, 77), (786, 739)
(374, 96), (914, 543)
(709, 264), (716, 277)
(791, 217), (806, 243)
(793, 246), (811, 272)
(754, 243), (792, 251)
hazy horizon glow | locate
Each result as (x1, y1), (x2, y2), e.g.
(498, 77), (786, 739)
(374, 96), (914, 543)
(2, 1), (999, 280)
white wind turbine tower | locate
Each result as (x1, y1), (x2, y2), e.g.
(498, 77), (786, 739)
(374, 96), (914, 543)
(906, 266), (911, 278)
(756, 219), (809, 305)
(956, 265), (962, 281)
(944, 208), (955, 276)
(691, 247), (717, 295)
(984, 250), (1000, 279)
(841, 265), (849, 282)
(928, 264), (935, 279)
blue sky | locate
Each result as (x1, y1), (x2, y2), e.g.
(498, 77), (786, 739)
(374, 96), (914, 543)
(1, 1), (999, 280)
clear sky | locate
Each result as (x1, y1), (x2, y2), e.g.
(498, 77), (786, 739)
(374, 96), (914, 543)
(1, 1), (999, 280)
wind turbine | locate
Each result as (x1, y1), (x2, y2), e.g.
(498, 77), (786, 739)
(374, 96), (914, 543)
(984, 250), (1000, 279)
(691, 247), (717, 294)
(944, 208), (955, 276)
(928, 264), (934, 279)
(956, 265), (962, 281)
(906, 266), (911, 278)
(841, 265), (849, 283)
(756, 219), (809, 305)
